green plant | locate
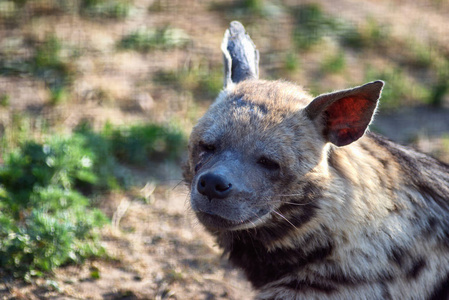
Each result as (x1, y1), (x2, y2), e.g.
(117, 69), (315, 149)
(0, 114), (186, 279)
(0, 113), (38, 153)
(429, 74), (449, 107)
(210, 0), (281, 18)
(283, 52), (300, 73)
(118, 27), (190, 52)
(81, 0), (131, 19)
(32, 35), (74, 104)
(0, 35), (74, 104)
(243, 0), (263, 10)
(404, 40), (435, 69)
(1, 137), (99, 214)
(292, 3), (340, 50)
(49, 86), (69, 105)
(0, 136), (109, 279)
(341, 18), (390, 50)
(34, 35), (62, 70)
(154, 64), (222, 101)
(0, 1), (17, 19)
(104, 123), (186, 166)
(240, 0), (265, 15)
(148, 0), (165, 12)
(321, 51), (346, 74)
(74, 123), (126, 191)
(365, 66), (430, 110)
(0, 94), (10, 107)
(12, 0), (27, 7)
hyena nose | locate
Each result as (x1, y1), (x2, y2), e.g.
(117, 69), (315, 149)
(197, 172), (233, 200)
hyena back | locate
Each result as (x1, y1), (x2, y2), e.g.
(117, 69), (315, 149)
(183, 21), (449, 299)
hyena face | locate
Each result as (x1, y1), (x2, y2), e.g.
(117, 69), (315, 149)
(184, 22), (382, 234)
(186, 76), (382, 234)
(187, 80), (322, 231)
(185, 21), (382, 234)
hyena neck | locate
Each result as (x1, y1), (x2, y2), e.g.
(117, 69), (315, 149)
(329, 132), (449, 216)
(217, 225), (334, 289)
(216, 133), (449, 291)
(326, 132), (449, 240)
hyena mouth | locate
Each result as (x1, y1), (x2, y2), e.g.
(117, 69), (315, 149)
(195, 210), (271, 231)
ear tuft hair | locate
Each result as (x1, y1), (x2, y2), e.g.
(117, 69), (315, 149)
(221, 21), (259, 88)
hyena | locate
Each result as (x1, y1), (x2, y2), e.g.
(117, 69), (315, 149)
(183, 21), (449, 299)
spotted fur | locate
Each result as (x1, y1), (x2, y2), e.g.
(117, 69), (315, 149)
(183, 22), (449, 300)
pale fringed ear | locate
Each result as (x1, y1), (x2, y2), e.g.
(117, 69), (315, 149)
(305, 81), (384, 147)
(221, 21), (259, 88)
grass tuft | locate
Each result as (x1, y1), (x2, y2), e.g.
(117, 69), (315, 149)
(0, 94), (10, 107)
(283, 52), (300, 73)
(292, 3), (340, 50)
(118, 27), (190, 52)
(80, 0), (131, 19)
(154, 64), (222, 101)
(365, 66), (431, 110)
(321, 51), (346, 74)
(103, 123), (186, 166)
(0, 35), (75, 105)
(341, 18), (390, 50)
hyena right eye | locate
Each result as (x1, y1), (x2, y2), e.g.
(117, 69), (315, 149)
(257, 157), (280, 171)
(199, 141), (216, 153)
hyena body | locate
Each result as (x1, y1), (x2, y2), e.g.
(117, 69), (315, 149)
(183, 22), (449, 299)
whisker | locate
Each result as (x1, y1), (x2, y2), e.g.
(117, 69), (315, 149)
(172, 179), (186, 190)
(277, 200), (317, 206)
(248, 210), (263, 228)
(183, 190), (192, 209)
(277, 193), (312, 197)
(272, 210), (297, 229)
(252, 199), (318, 208)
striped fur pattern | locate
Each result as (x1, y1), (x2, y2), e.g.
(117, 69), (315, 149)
(184, 80), (449, 299)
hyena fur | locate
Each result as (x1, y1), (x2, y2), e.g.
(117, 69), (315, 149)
(183, 21), (449, 300)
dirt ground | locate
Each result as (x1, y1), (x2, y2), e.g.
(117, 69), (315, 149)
(1, 181), (254, 299)
(62, 184), (254, 300)
(0, 0), (449, 299)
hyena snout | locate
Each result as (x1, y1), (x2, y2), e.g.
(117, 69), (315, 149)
(197, 172), (233, 200)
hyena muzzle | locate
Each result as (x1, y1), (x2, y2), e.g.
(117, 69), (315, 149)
(183, 21), (449, 300)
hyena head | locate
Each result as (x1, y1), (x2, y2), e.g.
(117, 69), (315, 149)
(184, 21), (383, 236)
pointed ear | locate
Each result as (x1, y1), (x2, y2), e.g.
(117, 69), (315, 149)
(221, 21), (259, 88)
(305, 81), (384, 147)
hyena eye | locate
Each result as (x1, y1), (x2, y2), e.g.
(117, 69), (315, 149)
(257, 157), (280, 171)
(199, 141), (216, 153)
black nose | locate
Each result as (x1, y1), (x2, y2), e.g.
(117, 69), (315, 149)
(197, 172), (232, 200)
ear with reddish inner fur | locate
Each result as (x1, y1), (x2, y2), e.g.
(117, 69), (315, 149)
(305, 81), (384, 147)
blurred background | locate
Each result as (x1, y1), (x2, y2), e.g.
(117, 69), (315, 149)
(0, 0), (448, 299)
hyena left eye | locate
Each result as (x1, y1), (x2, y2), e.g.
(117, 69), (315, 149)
(258, 157), (280, 171)
(199, 141), (216, 153)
